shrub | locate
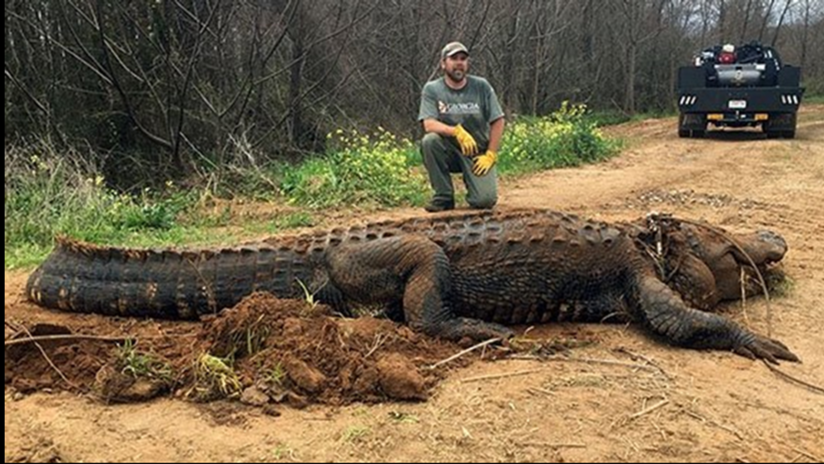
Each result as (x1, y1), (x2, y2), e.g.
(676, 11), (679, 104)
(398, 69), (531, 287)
(498, 102), (618, 174)
(281, 127), (427, 208)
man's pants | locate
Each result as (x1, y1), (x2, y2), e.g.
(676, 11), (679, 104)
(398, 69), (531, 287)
(420, 133), (497, 208)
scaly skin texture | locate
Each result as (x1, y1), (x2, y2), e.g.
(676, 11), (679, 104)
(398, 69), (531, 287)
(25, 209), (798, 363)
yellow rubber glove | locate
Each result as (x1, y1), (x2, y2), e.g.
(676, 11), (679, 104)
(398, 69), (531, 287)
(472, 150), (497, 176)
(453, 124), (479, 157)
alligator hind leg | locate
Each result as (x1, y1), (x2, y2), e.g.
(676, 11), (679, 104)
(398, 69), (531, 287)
(325, 235), (513, 341)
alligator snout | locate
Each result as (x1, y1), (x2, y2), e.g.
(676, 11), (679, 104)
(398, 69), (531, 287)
(753, 230), (787, 263)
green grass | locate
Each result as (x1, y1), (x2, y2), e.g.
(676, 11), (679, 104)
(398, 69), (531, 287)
(803, 93), (824, 104)
(270, 443), (295, 461)
(265, 362), (286, 386)
(585, 110), (634, 127)
(186, 353), (242, 401)
(117, 339), (174, 382)
(585, 108), (677, 127)
(3, 143), (321, 269)
(5, 103), (619, 270)
(340, 425), (371, 444)
(240, 211), (316, 236)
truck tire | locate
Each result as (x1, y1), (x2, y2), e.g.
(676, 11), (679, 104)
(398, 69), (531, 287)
(782, 113), (798, 139)
(764, 126), (781, 138)
(764, 113), (797, 139)
(678, 113), (705, 138)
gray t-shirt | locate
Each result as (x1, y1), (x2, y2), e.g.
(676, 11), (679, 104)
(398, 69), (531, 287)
(418, 75), (504, 152)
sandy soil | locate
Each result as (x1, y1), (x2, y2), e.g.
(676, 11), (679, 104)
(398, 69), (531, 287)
(5, 105), (823, 463)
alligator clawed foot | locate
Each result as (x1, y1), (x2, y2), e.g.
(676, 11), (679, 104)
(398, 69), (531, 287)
(734, 333), (800, 364)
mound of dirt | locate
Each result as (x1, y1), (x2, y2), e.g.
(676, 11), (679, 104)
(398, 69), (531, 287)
(5, 292), (469, 407)
(189, 292), (466, 405)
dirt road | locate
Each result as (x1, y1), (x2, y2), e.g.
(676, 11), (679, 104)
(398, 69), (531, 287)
(5, 106), (823, 462)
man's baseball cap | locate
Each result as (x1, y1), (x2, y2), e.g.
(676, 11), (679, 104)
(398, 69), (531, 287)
(441, 41), (469, 59)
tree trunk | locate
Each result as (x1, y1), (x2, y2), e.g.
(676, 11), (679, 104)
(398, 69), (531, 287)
(289, 33), (305, 151)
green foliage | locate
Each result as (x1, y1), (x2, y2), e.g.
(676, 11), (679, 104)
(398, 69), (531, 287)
(584, 110), (633, 127)
(265, 362), (286, 386)
(497, 102), (619, 174)
(187, 353), (242, 401)
(295, 277), (322, 314)
(270, 443), (295, 461)
(279, 105), (616, 209)
(5, 107), (618, 270)
(584, 108), (676, 127)
(388, 411), (419, 423)
(340, 425), (371, 444)
(803, 92), (824, 105)
(117, 339), (173, 381)
(241, 211), (316, 236)
(4, 142), (205, 269)
(280, 127), (428, 208)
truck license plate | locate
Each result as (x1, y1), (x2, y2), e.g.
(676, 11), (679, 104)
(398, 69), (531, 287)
(728, 99), (747, 109)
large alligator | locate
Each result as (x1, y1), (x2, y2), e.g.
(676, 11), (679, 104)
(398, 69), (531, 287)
(26, 208), (798, 363)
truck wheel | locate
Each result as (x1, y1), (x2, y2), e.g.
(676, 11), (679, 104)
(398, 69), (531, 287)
(678, 129), (691, 138)
(783, 130), (796, 139)
(763, 121), (779, 138)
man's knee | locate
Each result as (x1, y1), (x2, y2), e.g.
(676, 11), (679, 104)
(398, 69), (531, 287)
(467, 191), (497, 209)
(421, 133), (445, 153)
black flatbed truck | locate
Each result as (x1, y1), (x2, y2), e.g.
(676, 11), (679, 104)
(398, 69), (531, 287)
(676, 41), (804, 138)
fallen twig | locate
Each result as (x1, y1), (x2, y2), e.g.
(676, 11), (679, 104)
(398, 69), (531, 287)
(523, 442), (586, 449)
(363, 332), (388, 359)
(526, 386), (556, 396)
(5, 319), (24, 331)
(509, 353), (660, 372)
(4, 320), (26, 341)
(683, 410), (744, 440)
(762, 360), (824, 394)
(740, 267), (751, 328)
(14, 325), (79, 390)
(791, 447), (820, 462)
(426, 337), (500, 370)
(613, 347), (672, 380)
(5, 333), (135, 347)
(461, 368), (545, 383)
(628, 398), (669, 420)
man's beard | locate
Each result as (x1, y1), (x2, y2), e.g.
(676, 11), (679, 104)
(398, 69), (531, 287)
(446, 69), (465, 82)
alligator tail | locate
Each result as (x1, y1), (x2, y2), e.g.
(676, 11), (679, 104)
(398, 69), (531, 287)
(25, 237), (313, 319)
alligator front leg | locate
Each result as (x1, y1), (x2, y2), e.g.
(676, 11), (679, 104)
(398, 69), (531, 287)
(325, 236), (513, 342)
(633, 273), (799, 363)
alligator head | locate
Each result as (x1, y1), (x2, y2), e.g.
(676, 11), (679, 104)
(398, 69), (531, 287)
(681, 225), (787, 302)
(636, 215), (788, 310)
